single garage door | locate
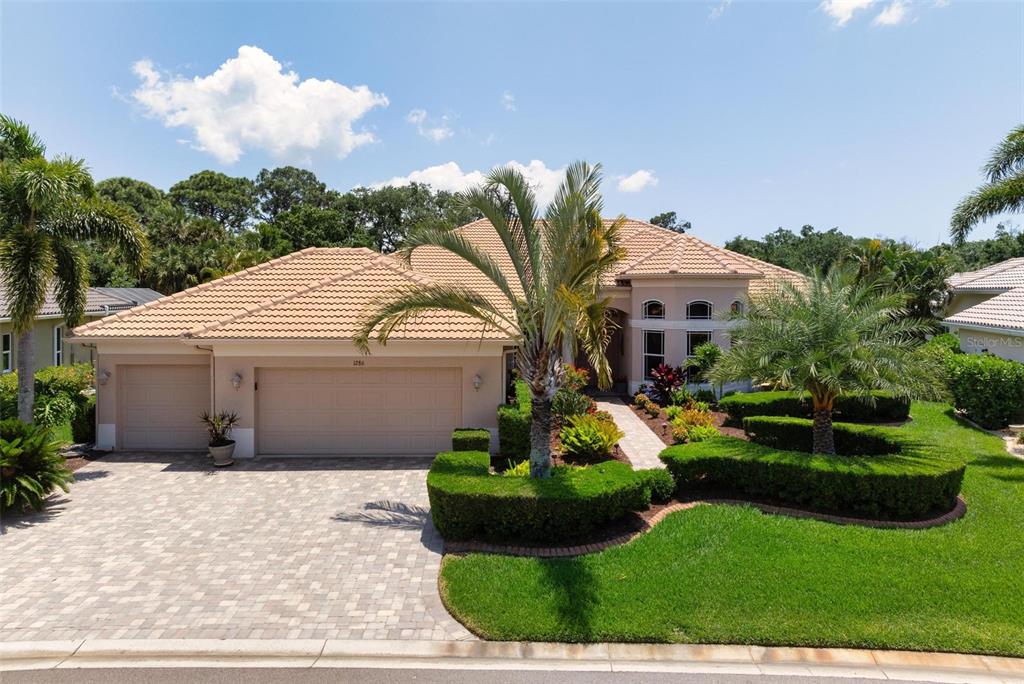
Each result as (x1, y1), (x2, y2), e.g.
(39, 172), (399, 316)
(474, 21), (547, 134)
(119, 364), (210, 450)
(257, 367), (462, 455)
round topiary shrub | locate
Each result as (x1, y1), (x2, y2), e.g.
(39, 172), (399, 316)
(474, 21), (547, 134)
(427, 451), (651, 543)
(718, 390), (910, 424)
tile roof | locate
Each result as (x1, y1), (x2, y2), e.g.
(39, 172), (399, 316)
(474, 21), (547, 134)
(71, 219), (805, 341)
(945, 288), (1024, 332)
(0, 286), (162, 321)
(947, 257), (1024, 291)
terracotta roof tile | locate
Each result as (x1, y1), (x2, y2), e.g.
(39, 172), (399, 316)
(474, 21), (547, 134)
(945, 287), (1024, 332)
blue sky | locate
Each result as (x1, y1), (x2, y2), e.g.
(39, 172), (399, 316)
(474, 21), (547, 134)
(3, 1), (1022, 246)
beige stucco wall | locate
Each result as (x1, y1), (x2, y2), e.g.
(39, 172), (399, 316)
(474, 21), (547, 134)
(946, 292), (994, 316)
(953, 328), (1024, 362)
(91, 339), (505, 456)
(1, 316), (100, 375)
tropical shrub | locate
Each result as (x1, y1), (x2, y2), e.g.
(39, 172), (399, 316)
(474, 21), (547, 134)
(552, 387), (595, 418)
(693, 388), (717, 406)
(638, 468), (675, 503)
(0, 419), (73, 513)
(664, 405), (683, 420)
(649, 364), (685, 405)
(686, 341), (722, 384)
(199, 410), (239, 447)
(660, 436), (965, 520)
(33, 393), (77, 428)
(35, 364), (94, 399)
(71, 395), (96, 444)
(633, 393), (661, 418)
(561, 364), (590, 392)
(927, 333), (962, 355)
(452, 428), (490, 452)
(560, 415), (624, 460)
(677, 407), (714, 428)
(683, 424), (719, 442)
(427, 450), (650, 542)
(591, 410), (614, 423)
(497, 379), (531, 457)
(719, 391), (911, 423)
(669, 387), (693, 407)
(945, 353), (1024, 429)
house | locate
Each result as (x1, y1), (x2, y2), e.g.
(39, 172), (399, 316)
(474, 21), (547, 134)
(1, 287), (162, 375)
(944, 257), (1024, 361)
(69, 219), (803, 457)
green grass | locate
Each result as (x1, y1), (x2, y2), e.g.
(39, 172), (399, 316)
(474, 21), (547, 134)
(50, 420), (73, 446)
(439, 402), (1024, 655)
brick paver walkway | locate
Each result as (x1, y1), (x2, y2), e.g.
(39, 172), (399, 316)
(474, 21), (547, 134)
(597, 397), (667, 470)
(0, 454), (472, 642)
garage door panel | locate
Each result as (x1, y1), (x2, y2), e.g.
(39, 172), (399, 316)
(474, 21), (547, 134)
(257, 367), (462, 455)
(119, 364), (210, 451)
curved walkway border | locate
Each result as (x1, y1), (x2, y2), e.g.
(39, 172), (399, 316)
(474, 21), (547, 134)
(443, 496), (968, 558)
(1, 638), (1022, 682)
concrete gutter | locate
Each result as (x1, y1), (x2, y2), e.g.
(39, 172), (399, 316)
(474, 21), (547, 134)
(1, 639), (1022, 681)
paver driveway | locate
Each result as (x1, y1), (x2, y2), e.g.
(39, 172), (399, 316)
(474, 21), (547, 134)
(0, 453), (472, 642)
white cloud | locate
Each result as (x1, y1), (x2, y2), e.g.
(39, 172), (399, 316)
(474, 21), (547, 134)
(819, 0), (875, 26)
(873, 0), (909, 25)
(617, 169), (659, 193)
(405, 108), (454, 143)
(709, 0), (732, 20)
(372, 159), (566, 205)
(501, 91), (517, 112)
(130, 45), (388, 164)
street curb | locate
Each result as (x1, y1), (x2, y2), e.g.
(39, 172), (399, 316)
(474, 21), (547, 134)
(1, 639), (1022, 681)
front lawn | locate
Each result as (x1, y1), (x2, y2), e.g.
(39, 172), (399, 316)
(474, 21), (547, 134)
(440, 402), (1024, 655)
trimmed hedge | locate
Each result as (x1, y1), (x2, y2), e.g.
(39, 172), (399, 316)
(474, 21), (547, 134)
(71, 395), (96, 444)
(719, 390), (910, 423)
(452, 428), (490, 452)
(427, 450), (650, 542)
(945, 353), (1024, 429)
(659, 433), (965, 520)
(742, 416), (896, 455)
(497, 379), (532, 458)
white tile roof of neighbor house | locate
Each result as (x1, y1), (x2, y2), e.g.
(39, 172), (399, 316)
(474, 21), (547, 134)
(947, 257), (1024, 291)
(945, 288), (1024, 332)
(71, 219), (804, 341)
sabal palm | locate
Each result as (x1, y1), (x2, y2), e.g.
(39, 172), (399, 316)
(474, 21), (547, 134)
(0, 115), (147, 422)
(951, 124), (1024, 244)
(356, 161), (624, 477)
(709, 268), (940, 454)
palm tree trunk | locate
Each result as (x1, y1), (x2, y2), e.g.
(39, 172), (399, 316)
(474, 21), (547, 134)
(16, 328), (34, 423)
(811, 407), (835, 455)
(529, 396), (553, 478)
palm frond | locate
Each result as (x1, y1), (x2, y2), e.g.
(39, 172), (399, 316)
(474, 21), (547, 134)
(950, 172), (1024, 245)
(0, 114), (45, 162)
(47, 196), (148, 274)
(0, 225), (55, 332)
(984, 124), (1024, 182)
(51, 238), (88, 327)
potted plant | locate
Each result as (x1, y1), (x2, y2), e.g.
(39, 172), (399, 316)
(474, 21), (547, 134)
(200, 410), (239, 467)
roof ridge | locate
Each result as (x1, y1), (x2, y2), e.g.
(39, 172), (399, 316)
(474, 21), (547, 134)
(720, 246), (805, 279)
(951, 257), (1024, 288)
(71, 247), (324, 335)
(185, 253), (392, 338)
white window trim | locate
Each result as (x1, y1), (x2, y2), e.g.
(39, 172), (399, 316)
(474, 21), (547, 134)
(686, 299), (713, 320)
(641, 299), (665, 320)
(686, 330), (714, 357)
(730, 299), (744, 315)
(53, 326), (64, 366)
(1, 333), (11, 373)
(642, 329), (665, 380)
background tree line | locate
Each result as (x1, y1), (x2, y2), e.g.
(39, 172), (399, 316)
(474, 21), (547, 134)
(89, 167), (481, 294)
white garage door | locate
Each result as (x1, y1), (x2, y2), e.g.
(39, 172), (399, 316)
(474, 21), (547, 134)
(256, 367), (462, 455)
(119, 364), (210, 450)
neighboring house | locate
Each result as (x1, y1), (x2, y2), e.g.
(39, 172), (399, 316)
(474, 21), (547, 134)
(944, 257), (1024, 362)
(0, 287), (162, 375)
(69, 219), (802, 457)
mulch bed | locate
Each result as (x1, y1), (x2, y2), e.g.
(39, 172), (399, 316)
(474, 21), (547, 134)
(62, 445), (103, 473)
(628, 402), (747, 446)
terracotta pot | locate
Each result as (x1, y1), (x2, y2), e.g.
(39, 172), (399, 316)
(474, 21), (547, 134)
(208, 441), (235, 467)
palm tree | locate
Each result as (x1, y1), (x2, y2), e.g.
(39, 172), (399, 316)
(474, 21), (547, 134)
(709, 268), (940, 454)
(951, 124), (1024, 244)
(355, 162), (625, 477)
(0, 115), (147, 422)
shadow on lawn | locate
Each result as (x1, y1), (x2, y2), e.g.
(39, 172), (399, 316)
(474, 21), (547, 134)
(538, 555), (600, 639)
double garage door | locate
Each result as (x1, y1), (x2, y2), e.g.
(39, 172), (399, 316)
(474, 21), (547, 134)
(257, 367), (462, 455)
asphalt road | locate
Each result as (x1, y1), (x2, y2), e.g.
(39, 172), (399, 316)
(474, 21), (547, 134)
(3, 668), (936, 684)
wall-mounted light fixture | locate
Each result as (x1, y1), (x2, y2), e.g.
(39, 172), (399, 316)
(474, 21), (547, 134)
(98, 369), (111, 386)
(472, 374), (482, 391)
(230, 372), (243, 390)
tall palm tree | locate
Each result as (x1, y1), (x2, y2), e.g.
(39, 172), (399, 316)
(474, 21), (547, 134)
(0, 115), (147, 422)
(709, 268), (941, 454)
(355, 162), (625, 478)
(951, 124), (1024, 245)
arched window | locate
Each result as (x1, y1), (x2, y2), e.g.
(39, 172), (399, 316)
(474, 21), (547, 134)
(686, 300), (712, 320)
(642, 300), (665, 319)
(730, 300), (744, 315)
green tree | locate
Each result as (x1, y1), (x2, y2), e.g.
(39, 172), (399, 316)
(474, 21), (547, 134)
(709, 268), (939, 454)
(951, 124), (1024, 244)
(271, 205), (371, 250)
(356, 162), (624, 478)
(255, 166), (328, 220)
(95, 177), (166, 223)
(649, 211), (690, 233)
(348, 183), (483, 252)
(726, 225), (853, 274)
(168, 170), (257, 233)
(0, 115), (147, 421)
